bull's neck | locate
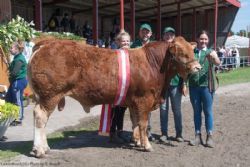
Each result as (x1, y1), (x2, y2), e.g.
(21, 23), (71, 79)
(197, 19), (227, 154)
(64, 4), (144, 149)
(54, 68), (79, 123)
(143, 42), (170, 72)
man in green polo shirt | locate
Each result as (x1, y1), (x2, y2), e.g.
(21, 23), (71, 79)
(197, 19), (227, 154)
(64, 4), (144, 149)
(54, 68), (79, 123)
(131, 23), (155, 141)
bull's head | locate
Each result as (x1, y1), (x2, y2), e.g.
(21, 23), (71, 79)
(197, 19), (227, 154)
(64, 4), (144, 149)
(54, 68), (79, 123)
(161, 36), (201, 80)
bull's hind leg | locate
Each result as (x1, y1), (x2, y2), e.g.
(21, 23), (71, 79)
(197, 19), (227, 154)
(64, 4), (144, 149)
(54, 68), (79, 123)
(129, 108), (140, 146)
(30, 104), (52, 158)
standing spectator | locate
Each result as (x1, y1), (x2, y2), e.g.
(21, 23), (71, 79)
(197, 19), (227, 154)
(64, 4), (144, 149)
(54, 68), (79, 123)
(159, 27), (185, 144)
(188, 30), (220, 148)
(131, 23), (155, 141)
(61, 13), (70, 32)
(109, 31), (131, 143)
(230, 45), (240, 69)
(6, 40), (28, 126)
(69, 14), (76, 33)
(219, 46), (226, 69)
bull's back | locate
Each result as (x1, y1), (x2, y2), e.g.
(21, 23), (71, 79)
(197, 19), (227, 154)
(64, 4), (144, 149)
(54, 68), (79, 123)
(28, 40), (119, 104)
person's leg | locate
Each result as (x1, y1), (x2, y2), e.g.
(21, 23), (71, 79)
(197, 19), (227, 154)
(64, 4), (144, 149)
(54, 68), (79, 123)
(160, 90), (170, 136)
(110, 106), (123, 144)
(201, 88), (214, 147)
(159, 90), (170, 143)
(117, 106), (126, 131)
(110, 107), (117, 134)
(170, 86), (183, 142)
(117, 107), (130, 142)
(18, 78), (28, 121)
(189, 87), (203, 146)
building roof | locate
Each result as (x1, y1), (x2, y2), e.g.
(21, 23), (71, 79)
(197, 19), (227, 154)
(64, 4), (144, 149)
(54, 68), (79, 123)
(42, 0), (241, 19)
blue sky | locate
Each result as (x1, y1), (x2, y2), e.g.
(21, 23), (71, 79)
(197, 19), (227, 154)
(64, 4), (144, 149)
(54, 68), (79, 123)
(231, 0), (250, 32)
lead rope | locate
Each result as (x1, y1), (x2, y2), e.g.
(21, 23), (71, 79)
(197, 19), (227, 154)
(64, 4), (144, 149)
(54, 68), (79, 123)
(202, 50), (219, 92)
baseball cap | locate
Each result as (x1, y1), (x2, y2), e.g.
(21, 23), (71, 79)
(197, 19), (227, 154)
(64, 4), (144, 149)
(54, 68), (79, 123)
(140, 23), (152, 31)
(163, 27), (175, 34)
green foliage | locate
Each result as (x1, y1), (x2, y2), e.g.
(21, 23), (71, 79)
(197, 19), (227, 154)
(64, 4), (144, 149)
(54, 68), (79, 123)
(217, 67), (250, 86)
(0, 102), (19, 121)
(37, 31), (85, 41)
(0, 15), (36, 57)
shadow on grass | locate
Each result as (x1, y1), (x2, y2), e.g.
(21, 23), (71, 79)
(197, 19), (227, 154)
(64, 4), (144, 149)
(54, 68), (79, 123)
(0, 129), (134, 159)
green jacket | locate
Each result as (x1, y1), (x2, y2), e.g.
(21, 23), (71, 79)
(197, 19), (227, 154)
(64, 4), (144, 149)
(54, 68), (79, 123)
(170, 75), (182, 86)
(188, 48), (215, 87)
(131, 39), (144, 48)
(9, 53), (27, 82)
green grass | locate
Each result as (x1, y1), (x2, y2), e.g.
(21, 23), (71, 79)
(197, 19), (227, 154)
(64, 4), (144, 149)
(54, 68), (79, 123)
(217, 67), (250, 86)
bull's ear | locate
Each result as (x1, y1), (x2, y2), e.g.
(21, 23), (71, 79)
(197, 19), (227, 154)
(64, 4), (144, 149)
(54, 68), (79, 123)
(190, 42), (197, 49)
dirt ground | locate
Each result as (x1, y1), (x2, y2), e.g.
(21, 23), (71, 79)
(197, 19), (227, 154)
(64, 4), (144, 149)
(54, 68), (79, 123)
(2, 83), (250, 167)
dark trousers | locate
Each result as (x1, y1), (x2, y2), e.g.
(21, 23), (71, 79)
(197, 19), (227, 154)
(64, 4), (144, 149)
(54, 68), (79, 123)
(110, 106), (126, 133)
(6, 78), (28, 121)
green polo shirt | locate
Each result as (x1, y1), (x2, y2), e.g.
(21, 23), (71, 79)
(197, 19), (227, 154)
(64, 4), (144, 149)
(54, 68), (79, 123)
(9, 53), (27, 82)
(131, 39), (146, 48)
(188, 48), (215, 87)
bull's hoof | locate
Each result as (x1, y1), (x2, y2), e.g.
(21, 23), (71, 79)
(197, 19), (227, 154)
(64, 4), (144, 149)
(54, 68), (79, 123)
(144, 147), (154, 152)
(44, 146), (51, 154)
(30, 147), (46, 158)
(135, 141), (141, 147)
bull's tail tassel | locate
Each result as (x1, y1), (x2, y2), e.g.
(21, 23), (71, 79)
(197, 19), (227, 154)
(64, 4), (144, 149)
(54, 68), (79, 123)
(98, 104), (112, 136)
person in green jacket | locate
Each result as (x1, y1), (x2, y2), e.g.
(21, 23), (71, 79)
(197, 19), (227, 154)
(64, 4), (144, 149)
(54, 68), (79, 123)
(189, 30), (220, 148)
(6, 40), (28, 126)
(159, 27), (186, 144)
(131, 23), (155, 141)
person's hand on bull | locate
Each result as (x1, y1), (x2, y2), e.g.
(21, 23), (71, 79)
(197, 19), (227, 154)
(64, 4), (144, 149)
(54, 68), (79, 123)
(207, 50), (221, 65)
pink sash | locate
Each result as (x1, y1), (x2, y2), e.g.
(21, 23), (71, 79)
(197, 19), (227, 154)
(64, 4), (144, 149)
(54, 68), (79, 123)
(98, 49), (130, 136)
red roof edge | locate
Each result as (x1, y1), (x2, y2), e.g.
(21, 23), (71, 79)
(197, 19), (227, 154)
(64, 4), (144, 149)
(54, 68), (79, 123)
(225, 0), (241, 8)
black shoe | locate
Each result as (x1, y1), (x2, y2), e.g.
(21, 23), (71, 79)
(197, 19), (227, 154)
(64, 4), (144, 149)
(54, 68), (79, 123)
(10, 120), (22, 126)
(117, 131), (130, 143)
(109, 132), (124, 144)
(176, 134), (184, 142)
(147, 131), (155, 142)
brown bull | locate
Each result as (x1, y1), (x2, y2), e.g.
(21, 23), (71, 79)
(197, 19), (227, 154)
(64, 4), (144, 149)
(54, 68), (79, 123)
(28, 36), (200, 158)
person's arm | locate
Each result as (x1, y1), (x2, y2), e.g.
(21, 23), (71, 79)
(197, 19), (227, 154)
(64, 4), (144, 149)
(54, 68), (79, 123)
(10, 60), (23, 78)
(208, 50), (221, 66)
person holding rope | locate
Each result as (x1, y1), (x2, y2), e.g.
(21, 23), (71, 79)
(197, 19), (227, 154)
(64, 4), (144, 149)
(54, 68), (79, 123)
(188, 30), (220, 148)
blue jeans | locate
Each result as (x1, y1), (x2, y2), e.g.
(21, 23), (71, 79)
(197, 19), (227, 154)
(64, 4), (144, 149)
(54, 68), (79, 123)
(6, 78), (28, 121)
(189, 86), (214, 134)
(160, 86), (182, 137)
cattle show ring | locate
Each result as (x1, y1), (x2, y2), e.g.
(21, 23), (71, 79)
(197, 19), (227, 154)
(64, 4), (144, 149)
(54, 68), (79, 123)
(1, 0), (250, 167)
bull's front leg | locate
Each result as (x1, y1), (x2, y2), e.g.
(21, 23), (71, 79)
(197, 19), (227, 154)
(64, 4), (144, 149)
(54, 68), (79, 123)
(138, 110), (153, 152)
(30, 104), (50, 158)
